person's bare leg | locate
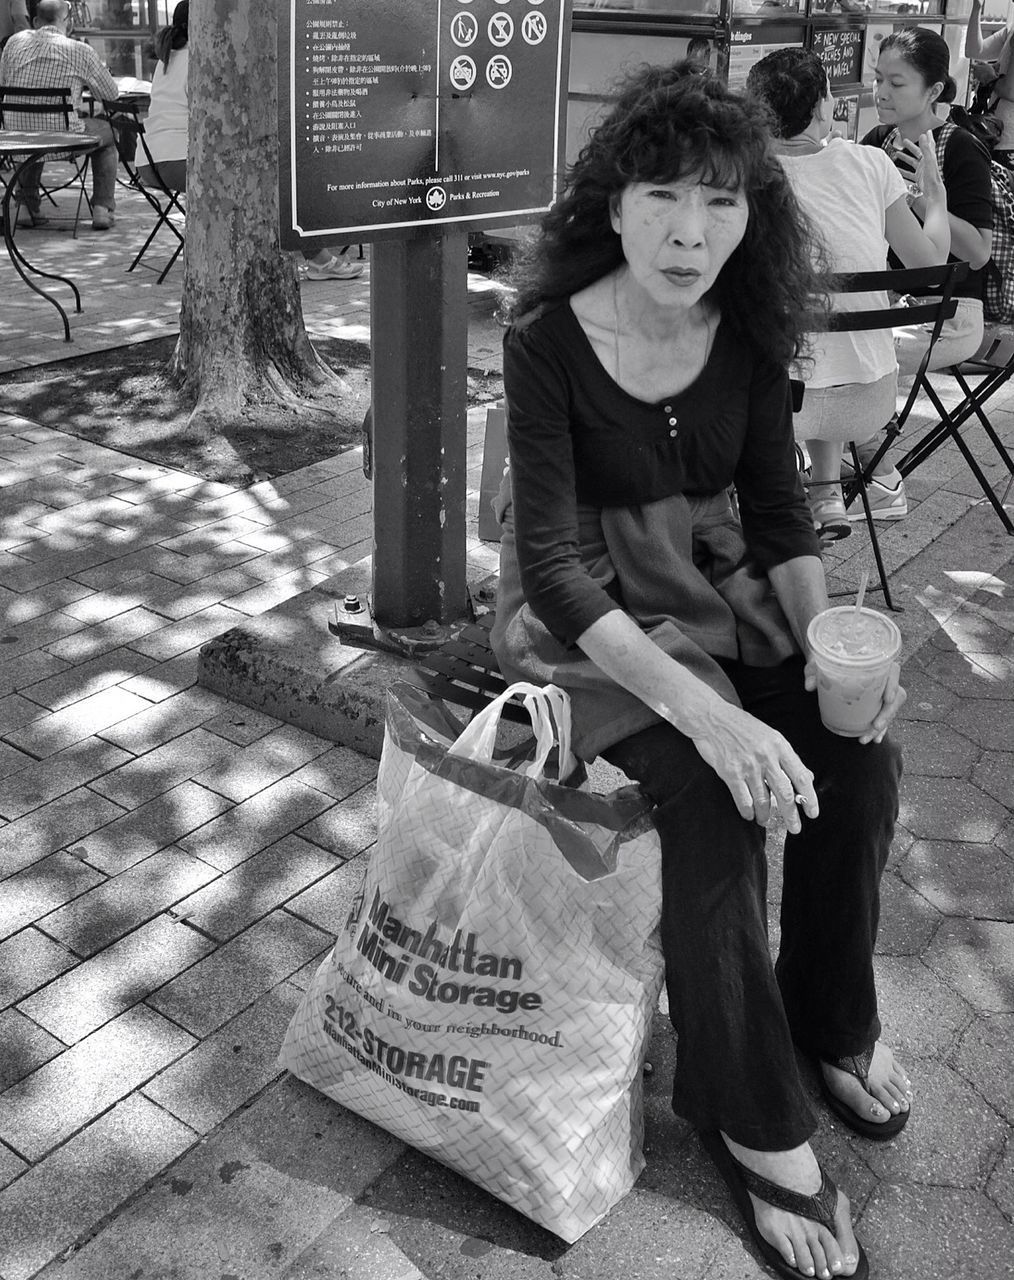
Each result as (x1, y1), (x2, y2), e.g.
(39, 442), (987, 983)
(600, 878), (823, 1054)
(723, 1135), (860, 1279)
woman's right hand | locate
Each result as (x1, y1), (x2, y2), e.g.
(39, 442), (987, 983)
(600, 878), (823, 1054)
(916, 132), (946, 203)
(690, 700), (819, 834)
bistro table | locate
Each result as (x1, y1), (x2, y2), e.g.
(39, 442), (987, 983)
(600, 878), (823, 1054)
(0, 129), (101, 342)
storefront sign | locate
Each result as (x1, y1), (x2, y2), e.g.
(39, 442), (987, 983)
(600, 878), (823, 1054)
(812, 26), (864, 87)
(727, 22), (805, 90)
(278, 0), (571, 245)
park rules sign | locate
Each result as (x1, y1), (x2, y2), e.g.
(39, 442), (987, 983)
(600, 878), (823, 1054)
(278, 0), (572, 245)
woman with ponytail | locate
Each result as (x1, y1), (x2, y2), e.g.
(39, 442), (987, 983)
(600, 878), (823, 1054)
(139, 0), (188, 190)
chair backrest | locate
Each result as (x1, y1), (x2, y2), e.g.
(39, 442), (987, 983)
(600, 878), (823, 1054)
(101, 98), (184, 195)
(0, 85), (73, 133)
(813, 261), (969, 428)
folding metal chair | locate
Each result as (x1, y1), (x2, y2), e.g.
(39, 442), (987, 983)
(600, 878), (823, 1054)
(896, 326), (1014, 534)
(798, 260), (967, 611)
(102, 98), (185, 284)
(0, 85), (91, 234)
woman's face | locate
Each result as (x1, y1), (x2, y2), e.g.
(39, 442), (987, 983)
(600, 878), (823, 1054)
(874, 48), (943, 126)
(610, 176), (749, 311)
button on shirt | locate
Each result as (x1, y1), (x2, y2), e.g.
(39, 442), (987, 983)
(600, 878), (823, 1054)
(0, 27), (118, 132)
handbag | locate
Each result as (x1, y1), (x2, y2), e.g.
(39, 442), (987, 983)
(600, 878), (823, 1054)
(949, 103), (1004, 151)
(279, 680), (663, 1242)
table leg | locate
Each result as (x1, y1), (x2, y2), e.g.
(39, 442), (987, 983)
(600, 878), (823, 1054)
(2, 155), (84, 341)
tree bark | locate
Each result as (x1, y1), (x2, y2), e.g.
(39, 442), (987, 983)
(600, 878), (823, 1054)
(170, 0), (344, 432)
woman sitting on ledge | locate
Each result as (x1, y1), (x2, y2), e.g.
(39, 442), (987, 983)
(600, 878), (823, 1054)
(491, 63), (910, 1280)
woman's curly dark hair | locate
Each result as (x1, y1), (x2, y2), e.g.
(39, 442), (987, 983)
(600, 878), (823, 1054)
(506, 62), (827, 368)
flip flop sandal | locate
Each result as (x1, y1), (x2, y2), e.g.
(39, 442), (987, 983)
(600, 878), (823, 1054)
(819, 1047), (910, 1141)
(700, 1130), (870, 1280)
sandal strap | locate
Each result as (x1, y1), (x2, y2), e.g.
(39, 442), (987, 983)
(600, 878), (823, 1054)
(826, 1045), (875, 1087)
(729, 1151), (840, 1234)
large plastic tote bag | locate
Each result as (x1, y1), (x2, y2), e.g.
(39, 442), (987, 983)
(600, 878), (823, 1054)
(279, 681), (663, 1242)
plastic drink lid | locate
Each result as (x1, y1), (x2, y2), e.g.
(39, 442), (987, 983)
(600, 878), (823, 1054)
(809, 607), (901, 662)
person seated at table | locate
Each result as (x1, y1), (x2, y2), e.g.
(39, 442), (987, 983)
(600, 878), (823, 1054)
(0, 0), (119, 229)
(492, 62), (910, 1280)
(747, 48), (950, 539)
(857, 26), (993, 520)
(138, 0), (187, 192)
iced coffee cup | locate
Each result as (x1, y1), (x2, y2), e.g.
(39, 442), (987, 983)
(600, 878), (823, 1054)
(806, 606), (902, 738)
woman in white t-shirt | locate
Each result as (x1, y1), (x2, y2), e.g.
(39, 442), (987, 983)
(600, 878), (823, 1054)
(747, 49), (950, 539)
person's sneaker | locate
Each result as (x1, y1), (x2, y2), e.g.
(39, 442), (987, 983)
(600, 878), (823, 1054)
(847, 474), (908, 521)
(91, 205), (115, 230)
(15, 205), (49, 228)
(809, 491), (852, 542)
(305, 254), (364, 281)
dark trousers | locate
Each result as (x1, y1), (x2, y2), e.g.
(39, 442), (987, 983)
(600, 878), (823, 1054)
(603, 655), (901, 1151)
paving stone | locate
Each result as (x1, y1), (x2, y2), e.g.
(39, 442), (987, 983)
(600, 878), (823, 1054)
(0, 850), (107, 942)
(177, 776), (335, 871)
(900, 840), (1014, 919)
(6, 685), (153, 759)
(39, 846), (221, 957)
(284, 853), (369, 939)
(947, 698), (1014, 752)
(116, 647), (204, 702)
(997, 818), (1014, 858)
(0, 787), (126, 879)
(0, 1009), (65, 1091)
(88, 726), (235, 809)
(18, 646), (157, 712)
(897, 775), (1009, 844)
(142, 980), (300, 1133)
(0, 692), (47, 735)
(0, 738), (34, 782)
(140, 566), (266, 620)
(986, 1138), (1013, 1219)
(859, 1183), (1014, 1280)
(874, 955), (973, 1058)
(0, 1139), (27, 1190)
(288, 745), (378, 800)
(0, 1004), (196, 1162)
(297, 782), (376, 859)
(69, 780), (233, 875)
(0, 926), (77, 1010)
(862, 1057), (1006, 1187)
(193, 723), (332, 802)
(43, 606), (172, 663)
(17, 914), (215, 1045)
(971, 750), (1014, 809)
(171, 834), (338, 942)
(97, 685), (226, 754)
(222, 567), (330, 617)
(953, 1012), (1014, 1123)
(890, 718), (981, 779)
(0, 1094), (195, 1280)
(0, 606), (86, 660)
(31, 1075), (403, 1280)
(127, 603), (248, 661)
(924, 919), (1014, 1014)
(200, 703), (283, 746)
(0, 737), (132, 821)
(912, 647), (1014, 699)
(0, 646), (70, 699)
(876, 870), (943, 955)
(898, 666), (962, 723)
(147, 910), (331, 1037)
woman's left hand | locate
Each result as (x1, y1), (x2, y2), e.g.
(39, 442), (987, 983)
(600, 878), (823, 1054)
(803, 658), (907, 744)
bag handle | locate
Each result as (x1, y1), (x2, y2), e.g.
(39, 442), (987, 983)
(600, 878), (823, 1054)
(447, 682), (576, 781)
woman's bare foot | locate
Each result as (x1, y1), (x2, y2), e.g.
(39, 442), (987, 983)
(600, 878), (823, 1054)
(723, 1133), (860, 1278)
(821, 1042), (913, 1126)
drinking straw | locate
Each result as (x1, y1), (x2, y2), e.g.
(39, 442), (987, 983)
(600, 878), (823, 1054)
(850, 570), (870, 638)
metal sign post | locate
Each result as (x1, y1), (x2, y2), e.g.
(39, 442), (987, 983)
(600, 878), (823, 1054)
(278, 0), (571, 639)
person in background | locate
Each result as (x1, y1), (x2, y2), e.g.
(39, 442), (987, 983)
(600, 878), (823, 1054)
(965, 0), (1014, 169)
(300, 244), (364, 281)
(0, 0), (30, 49)
(858, 26), (992, 519)
(747, 49), (949, 539)
(494, 62), (909, 1280)
(137, 0), (187, 192)
(0, 0), (119, 229)
(686, 35), (711, 67)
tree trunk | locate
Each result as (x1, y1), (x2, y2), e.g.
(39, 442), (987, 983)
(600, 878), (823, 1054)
(170, 0), (344, 432)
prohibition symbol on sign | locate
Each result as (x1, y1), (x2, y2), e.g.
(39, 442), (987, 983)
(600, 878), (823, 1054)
(487, 12), (513, 45)
(521, 10), (546, 42)
(486, 54), (512, 88)
(450, 11), (478, 45)
(426, 186), (447, 211)
(449, 55), (477, 89)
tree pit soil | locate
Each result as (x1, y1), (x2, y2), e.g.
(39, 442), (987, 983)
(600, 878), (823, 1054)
(0, 335), (504, 486)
